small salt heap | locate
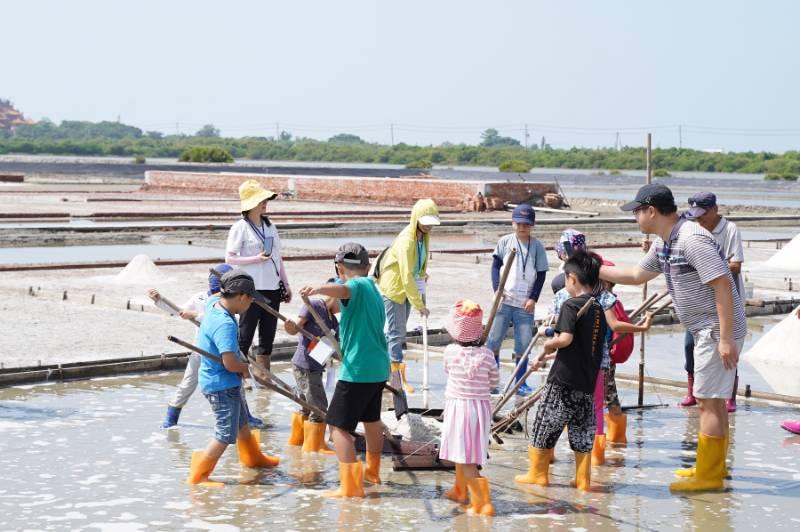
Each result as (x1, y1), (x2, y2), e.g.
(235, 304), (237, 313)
(766, 232), (800, 270)
(114, 254), (167, 285)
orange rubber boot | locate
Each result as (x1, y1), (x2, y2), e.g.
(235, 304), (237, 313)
(325, 462), (365, 498)
(444, 464), (468, 502)
(591, 433), (606, 466)
(364, 451), (382, 484)
(465, 477), (495, 516)
(186, 451), (224, 487)
(238, 430), (280, 468)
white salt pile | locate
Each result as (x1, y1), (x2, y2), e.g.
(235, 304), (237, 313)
(114, 255), (167, 285)
(742, 306), (800, 396)
(380, 411), (442, 444)
(766, 232), (800, 270)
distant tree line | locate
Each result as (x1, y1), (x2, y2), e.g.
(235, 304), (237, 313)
(1, 120), (799, 175)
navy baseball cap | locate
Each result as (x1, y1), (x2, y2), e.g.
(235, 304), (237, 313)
(219, 269), (269, 303)
(685, 192), (717, 219)
(511, 203), (536, 224)
(621, 183), (676, 212)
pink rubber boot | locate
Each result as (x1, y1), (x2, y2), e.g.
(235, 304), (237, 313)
(679, 373), (697, 407)
(781, 420), (800, 435)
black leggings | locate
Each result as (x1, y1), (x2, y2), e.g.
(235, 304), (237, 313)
(238, 288), (282, 357)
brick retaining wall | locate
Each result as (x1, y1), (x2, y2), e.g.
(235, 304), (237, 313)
(144, 170), (557, 209)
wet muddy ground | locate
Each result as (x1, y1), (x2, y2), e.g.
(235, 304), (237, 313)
(1, 357), (799, 531)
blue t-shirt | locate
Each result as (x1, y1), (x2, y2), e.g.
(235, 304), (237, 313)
(198, 300), (242, 393)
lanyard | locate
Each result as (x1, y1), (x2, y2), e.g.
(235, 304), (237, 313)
(416, 239), (425, 275)
(516, 237), (533, 280)
(245, 219), (267, 250)
(662, 217), (687, 275)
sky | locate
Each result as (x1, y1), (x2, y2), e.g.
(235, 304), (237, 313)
(3, 0), (800, 152)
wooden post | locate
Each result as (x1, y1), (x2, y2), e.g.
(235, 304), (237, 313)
(639, 133), (653, 406)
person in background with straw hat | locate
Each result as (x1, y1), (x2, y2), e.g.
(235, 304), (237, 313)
(226, 179), (292, 372)
(376, 198), (440, 393)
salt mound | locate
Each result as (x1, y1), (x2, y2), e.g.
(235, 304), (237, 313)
(742, 307), (800, 396)
(114, 254), (167, 285)
(766, 232), (800, 270)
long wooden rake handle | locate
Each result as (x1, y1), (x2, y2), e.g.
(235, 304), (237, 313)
(480, 248), (517, 345)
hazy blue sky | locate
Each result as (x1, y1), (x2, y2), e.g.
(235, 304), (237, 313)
(4, 0), (799, 152)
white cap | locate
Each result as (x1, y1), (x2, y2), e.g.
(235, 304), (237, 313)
(418, 214), (441, 226)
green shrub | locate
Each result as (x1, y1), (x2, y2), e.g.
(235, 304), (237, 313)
(765, 172), (798, 181)
(405, 159), (432, 169)
(133, 154), (146, 164)
(498, 159), (532, 173)
(609, 169), (622, 176)
(653, 168), (671, 177)
(178, 146), (234, 163)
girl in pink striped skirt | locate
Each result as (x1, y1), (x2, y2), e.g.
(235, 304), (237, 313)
(440, 299), (500, 516)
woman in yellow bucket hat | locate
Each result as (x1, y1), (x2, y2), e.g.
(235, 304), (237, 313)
(225, 179), (292, 371)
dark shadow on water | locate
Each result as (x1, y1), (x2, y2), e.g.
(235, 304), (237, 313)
(0, 401), (76, 420)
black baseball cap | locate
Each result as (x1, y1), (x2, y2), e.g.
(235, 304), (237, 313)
(685, 192), (717, 219)
(620, 183), (676, 212)
(219, 269), (269, 303)
(334, 242), (370, 267)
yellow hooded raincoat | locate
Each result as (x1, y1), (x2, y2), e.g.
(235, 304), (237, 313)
(377, 199), (439, 311)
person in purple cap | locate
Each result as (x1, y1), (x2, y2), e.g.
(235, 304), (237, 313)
(599, 183), (746, 492)
(681, 192), (745, 412)
(485, 203), (549, 395)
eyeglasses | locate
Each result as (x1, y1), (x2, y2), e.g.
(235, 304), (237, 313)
(632, 204), (652, 216)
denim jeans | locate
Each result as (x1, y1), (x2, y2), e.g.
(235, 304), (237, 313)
(384, 297), (411, 363)
(204, 386), (247, 444)
(486, 303), (535, 357)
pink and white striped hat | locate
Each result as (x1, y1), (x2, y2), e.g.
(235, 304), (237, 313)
(445, 299), (484, 344)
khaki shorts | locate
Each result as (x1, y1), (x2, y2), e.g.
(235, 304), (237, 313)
(692, 329), (745, 399)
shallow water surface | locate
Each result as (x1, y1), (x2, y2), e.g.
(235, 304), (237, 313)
(1, 356), (798, 530)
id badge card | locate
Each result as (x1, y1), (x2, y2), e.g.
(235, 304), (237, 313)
(415, 277), (426, 297)
(309, 337), (336, 366)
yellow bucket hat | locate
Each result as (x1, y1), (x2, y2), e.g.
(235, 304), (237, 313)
(239, 179), (278, 212)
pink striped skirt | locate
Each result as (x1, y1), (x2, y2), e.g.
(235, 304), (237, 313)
(439, 398), (492, 465)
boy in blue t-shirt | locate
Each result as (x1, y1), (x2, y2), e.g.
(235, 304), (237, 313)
(187, 270), (280, 486)
(299, 243), (390, 497)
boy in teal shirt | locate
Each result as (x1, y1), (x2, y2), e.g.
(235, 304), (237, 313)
(299, 243), (390, 497)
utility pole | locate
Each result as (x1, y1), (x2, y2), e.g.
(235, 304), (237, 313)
(678, 124), (683, 149)
(175, 121), (179, 135)
(276, 122), (280, 140)
(615, 132), (621, 151)
(524, 124), (530, 148)
(390, 123), (394, 146)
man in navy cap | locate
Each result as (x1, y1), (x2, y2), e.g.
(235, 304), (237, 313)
(485, 203), (549, 395)
(599, 183), (746, 492)
(681, 192), (745, 412)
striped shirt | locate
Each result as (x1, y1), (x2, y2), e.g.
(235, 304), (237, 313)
(443, 344), (500, 400)
(639, 219), (747, 340)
